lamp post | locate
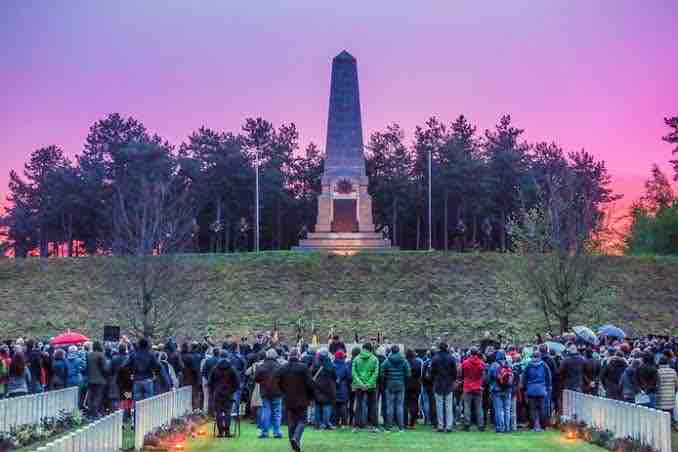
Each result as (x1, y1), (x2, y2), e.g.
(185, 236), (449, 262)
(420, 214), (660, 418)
(428, 146), (433, 251)
(255, 148), (260, 253)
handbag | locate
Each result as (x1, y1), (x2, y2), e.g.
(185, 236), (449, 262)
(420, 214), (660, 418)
(635, 391), (650, 405)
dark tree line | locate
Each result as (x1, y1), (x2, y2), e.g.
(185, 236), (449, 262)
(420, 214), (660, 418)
(366, 115), (617, 251)
(625, 116), (678, 255)
(1, 112), (617, 257)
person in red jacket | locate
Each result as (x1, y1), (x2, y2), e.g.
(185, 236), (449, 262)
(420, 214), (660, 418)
(461, 347), (487, 431)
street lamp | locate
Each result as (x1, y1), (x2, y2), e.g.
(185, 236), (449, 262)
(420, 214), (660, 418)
(428, 146), (433, 251)
(254, 148), (260, 253)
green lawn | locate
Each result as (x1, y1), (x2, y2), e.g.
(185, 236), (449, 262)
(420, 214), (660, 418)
(185, 423), (605, 452)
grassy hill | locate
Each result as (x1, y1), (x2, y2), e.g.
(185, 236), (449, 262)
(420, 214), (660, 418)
(1, 252), (677, 346)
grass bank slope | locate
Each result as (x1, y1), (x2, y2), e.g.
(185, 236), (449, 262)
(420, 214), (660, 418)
(0, 253), (676, 344)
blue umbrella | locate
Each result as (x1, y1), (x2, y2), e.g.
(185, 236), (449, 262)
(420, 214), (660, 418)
(544, 341), (566, 354)
(598, 325), (626, 340)
(573, 325), (599, 346)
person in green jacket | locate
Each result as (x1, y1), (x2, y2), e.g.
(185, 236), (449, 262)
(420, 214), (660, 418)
(352, 343), (380, 431)
(380, 345), (412, 431)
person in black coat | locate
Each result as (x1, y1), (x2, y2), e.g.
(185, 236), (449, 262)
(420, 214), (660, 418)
(108, 344), (129, 410)
(313, 352), (337, 430)
(404, 349), (423, 428)
(25, 340), (44, 393)
(538, 344), (557, 424)
(601, 350), (627, 400)
(50, 349), (69, 390)
(209, 358), (241, 438)
(582, 348), (601, 395)
(275, 348), (315, 452)
(430, 343), (457, 432)
(165, 341), (184, 383)
(559, 346), (585, 392)
(332, 350), (351, 427)
(254, 349), (283, 438)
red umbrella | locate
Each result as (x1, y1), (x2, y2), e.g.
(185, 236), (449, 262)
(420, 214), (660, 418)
(49, 330), (90, 346)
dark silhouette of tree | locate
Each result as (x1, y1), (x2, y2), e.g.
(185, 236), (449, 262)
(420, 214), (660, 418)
(483, 115), (531, 251)
(366, 124), (414, 247)
(662, 116), (678, 180)
(2, 112), (620, 255)
(106, 140), (200, 338)
(511, 171), (606, 334)
(178, 128), (251, 252)
(626, 164), (677, 255)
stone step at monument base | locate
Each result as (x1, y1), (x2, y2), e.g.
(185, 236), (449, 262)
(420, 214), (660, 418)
(294, 232), (396, 254)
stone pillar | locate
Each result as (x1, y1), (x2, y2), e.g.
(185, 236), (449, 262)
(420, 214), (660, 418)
(358, 183), (375, 232)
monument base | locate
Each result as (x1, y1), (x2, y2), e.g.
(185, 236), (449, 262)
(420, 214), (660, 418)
(294, 232), (396, 254)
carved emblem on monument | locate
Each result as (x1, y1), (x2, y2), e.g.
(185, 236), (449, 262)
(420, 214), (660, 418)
(336, 179), (354, 194)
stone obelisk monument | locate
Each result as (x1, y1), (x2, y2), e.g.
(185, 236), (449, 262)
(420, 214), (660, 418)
(296, 51), (393, 253)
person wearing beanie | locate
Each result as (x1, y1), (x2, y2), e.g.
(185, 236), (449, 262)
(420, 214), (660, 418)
(255, 348), (283, 438)
(333, 350), (351, 427)
(275, 348), (315, 452)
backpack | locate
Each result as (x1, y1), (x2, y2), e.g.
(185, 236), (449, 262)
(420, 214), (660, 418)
(497, 364), (514, 388)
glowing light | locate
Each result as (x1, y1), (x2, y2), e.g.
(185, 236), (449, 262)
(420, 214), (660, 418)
(566, 430), (577, 440)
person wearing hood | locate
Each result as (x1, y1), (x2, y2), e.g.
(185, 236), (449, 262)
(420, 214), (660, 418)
(209, 354), (241, 438)
(600, 350), (627, 400)
(461, 347), (486, 431)
(431, 342), (457, 433)
(620, 357), (641, 402)
(351, 343), (380, 432)
(380, 345), (411, 432)
(333, 350), (351, 428)
(314, 351), (337, 430)
(559, 345), (585, 392)
(488, 350), (513, 433)
(635, 351), (658, 408)
(275, 348), (316, 452)
(254, 349), (283, 438)
(522, 350), (552, 432)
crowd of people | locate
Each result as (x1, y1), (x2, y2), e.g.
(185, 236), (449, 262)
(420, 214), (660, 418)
(1, 331), (677, 452)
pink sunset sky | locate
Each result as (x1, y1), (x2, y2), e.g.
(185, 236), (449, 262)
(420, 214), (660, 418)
(2, 1), (677, 221)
